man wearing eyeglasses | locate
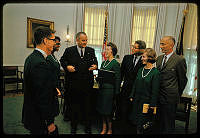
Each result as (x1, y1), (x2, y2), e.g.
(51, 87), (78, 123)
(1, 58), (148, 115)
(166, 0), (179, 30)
(117, 40), (146, 134)
(22, 26), (59, 135)
(46, 35), (62, 115)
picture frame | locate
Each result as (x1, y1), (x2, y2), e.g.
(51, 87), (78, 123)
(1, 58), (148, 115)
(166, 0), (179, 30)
(27, 17), (54, 48)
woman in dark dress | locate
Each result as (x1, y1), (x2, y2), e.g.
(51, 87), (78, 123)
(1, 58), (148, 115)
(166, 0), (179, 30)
(96, 42), (121, 134)
(129, 48), (160, 134)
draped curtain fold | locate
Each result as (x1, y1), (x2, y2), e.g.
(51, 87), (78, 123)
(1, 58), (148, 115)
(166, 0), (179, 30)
(131, 5), (158, 49)
(108, 3), (133, 62)
(84, 6), (106, 46)
(154, 3), (167, 56)
(83, 4), (107, 67)
(73, 3), (84, 44)
(174, 3), (187, 48)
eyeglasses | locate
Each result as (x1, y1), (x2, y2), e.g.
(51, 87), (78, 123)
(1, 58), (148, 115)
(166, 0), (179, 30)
(48, 38), (56, 42)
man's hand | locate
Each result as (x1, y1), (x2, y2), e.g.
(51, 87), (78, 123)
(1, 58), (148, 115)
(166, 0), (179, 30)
(150, 107), (157, 114)
(67, 65), (76, 72)
(48, 123), (56, 134)
(89, 64), (97, 71)
(56, 88), (61, 96)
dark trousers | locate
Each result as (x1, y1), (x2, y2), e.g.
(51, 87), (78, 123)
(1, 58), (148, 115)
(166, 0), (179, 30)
(70, 89), (92, 129)
(118, 97), (132, 121)
(63, 91), (71, 120)
(29, 121), (47, 134)
(118, 96), (134, 134)
(158, 103), (177, 134)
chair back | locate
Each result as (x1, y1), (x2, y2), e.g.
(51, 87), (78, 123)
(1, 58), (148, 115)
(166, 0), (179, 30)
(3, 66), (18, 77)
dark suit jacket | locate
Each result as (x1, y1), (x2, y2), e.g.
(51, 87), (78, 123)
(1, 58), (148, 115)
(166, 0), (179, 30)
(156, 53), (188, 104)
(22, 50), (59, 130)
(120, 54), (144, 98)
(60, 45), (98, 92)
(46, 54), (60, 88)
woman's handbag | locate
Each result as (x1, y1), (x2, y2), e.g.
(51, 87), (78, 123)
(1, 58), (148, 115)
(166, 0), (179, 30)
(142, 108), (156, 134)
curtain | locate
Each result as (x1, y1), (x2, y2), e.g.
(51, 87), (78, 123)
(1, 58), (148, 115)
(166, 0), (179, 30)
(73, 3), (84, 45)
(131, 5), (158, 49)
(182, 3), (197, 104)
(174, 3), (187, 48)
(154, 3), (167, 56)
(84, 6), (106, 46)
(108, 3), (134, 62)
(84, 4), (107, 68)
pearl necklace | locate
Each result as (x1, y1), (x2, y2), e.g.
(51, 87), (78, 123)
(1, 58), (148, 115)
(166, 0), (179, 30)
(103, 59), (114, 68)
(142, 67), (153, 78)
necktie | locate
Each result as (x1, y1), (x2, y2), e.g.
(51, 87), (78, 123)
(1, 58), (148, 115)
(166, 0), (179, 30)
(162, 55), (167, 69)
(133, 55), (137, 67)
(81, 48), (83, 58)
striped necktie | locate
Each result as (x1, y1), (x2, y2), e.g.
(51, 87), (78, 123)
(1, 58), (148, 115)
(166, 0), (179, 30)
(162, 55), (167, 69)
(81, 48), (83, 58)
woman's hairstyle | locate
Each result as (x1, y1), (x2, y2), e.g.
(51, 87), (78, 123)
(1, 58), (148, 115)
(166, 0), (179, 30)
(107, 42), (118, 56)
(144, 48), (157, 64)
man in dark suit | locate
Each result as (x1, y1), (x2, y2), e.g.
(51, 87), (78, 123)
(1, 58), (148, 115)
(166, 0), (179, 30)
(156, 36), (188, 134)
(60, 32), (98, 134)
(118, 40), (146, 134)
(47, 36), (62, 96)
(22, 26), (59, 135)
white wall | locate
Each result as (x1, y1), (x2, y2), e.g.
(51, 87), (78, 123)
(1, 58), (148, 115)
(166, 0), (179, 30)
(3, 3), (77, 67)
(3, 3), (182, 67)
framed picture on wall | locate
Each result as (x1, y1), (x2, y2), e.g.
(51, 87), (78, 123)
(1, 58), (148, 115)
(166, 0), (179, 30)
(27, 17), (54, 48)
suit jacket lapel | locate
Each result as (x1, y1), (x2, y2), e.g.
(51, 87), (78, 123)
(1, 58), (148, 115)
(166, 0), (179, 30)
(164, 53), (176, 68)
(162, 53), (176, 70)
(84, 47), (89, 59)
(73, 45), (82, 59)
(127, 54), (134, 72)
(157, 55), (164, 70)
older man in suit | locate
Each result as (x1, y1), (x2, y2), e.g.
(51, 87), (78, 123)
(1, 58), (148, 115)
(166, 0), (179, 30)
(22, 26), (59, 135)
(118, 40), (146, 134)
(156, 36), (188, 134)
(60, 32), (98, 134)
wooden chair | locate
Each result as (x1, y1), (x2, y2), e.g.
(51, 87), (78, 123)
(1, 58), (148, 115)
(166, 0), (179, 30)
(175, 96), (192, 133)
(3, 66), (24, 95)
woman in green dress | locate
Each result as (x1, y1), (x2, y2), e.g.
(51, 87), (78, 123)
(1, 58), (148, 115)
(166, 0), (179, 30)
(129, 48), (160, 134)
(96, 42), (121, 134)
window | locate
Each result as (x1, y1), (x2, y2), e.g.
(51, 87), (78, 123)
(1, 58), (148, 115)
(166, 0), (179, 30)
(182, 4), (197, 103)
(84, 6), (106, 67)
(131, 7), (157, 48)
